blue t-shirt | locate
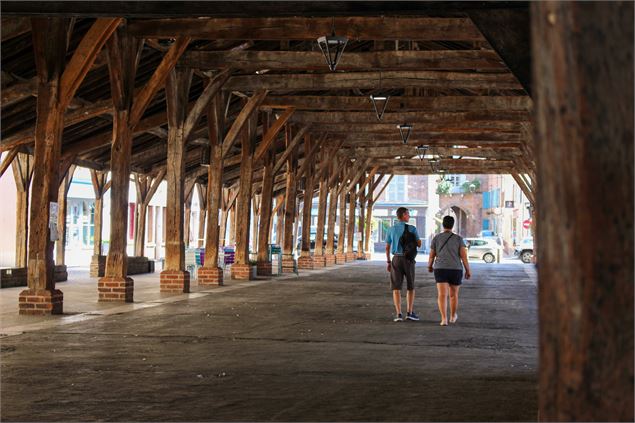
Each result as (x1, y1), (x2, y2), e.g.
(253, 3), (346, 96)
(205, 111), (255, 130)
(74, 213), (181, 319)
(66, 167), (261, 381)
(385, 221), (421, 255)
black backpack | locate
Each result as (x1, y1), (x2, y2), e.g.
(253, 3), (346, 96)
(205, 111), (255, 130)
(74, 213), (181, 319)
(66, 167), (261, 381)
(399, 224), (418, 262)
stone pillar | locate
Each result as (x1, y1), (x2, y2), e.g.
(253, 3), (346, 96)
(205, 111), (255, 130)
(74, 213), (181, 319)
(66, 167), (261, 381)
(335, 187), (347, 264)
(231, 112), (256, 280)
(281, 125), (298, 273)
(19, 19), (70, 314)
(256, 152), (275, 276)
(532, 2), (634, 420)
(199, 93), (225, 286)
(159, 68), (192, 293)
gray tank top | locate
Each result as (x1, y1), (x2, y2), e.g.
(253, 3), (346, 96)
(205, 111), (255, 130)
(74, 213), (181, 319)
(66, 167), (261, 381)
(431, 232), (465, 270)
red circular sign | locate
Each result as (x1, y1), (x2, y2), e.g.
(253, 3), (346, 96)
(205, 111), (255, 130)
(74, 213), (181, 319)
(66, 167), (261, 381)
(523, 219), (532, 229)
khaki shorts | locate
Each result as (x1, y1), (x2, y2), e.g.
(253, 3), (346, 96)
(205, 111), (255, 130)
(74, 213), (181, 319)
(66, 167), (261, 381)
(390, 255), (415, 291)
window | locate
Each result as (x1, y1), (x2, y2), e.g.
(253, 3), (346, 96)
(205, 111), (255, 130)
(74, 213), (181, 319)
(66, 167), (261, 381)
(386, 175), (406, 202)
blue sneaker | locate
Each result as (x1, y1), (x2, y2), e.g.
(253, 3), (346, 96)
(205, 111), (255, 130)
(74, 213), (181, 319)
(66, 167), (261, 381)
(406, 311), (420, 321)
(393, 313), (403, 322)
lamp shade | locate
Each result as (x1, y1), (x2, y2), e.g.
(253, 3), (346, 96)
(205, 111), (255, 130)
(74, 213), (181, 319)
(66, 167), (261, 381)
(397, 124), (413, 144)
(370, 95), (389, 121)
(317, 34), (348, 71)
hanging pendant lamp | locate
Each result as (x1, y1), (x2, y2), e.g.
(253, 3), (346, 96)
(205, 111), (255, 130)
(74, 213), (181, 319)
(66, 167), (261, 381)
(200, 146), (211, 167)
(397, 124), (413, 144)
(317, 19), (348, 71)
(416, 145), (429, 161)
(370, 95), (390, 121)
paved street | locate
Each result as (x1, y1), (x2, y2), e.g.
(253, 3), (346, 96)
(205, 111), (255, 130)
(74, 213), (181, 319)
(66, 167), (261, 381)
(1, 260), (537, 421)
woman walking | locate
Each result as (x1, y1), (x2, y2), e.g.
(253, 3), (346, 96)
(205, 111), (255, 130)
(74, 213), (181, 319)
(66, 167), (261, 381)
(428, 216), (471, 325)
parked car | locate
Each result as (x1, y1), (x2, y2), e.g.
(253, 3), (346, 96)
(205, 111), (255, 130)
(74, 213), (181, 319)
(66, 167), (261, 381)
(514, 237), (534, 264)
(464, 237), (503, 263)
(296, 233), (338, 251)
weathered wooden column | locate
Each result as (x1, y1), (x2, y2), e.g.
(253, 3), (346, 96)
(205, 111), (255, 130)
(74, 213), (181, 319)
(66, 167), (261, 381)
(312, 157), (329, 268)
(227, 204), (237, 245)
(335, 183), (348, 264)
(54, 164), (75, 280)
(159, 68), (193, 293)
(532, 3), (633, 420)
(363, 177), (378, 260)
(356, 177), (367, 260)
(133, 170), (165, 257)
(199, 93), (225, 286)
(183, 184), (194, 248)
(89, 170), (108, 277)
(345, 185), (357, 262)
(230, 113), (257, 280)
(298, 135), (316, 270)
(274, 193), (285, 245)
(281, 125), (298, 273)
(12, 153), (33, 268)
(250, 194), (261, 254)
(324, 159), (339, 266)
(256, 152), (275, 276)
(196, 183), (207, 248)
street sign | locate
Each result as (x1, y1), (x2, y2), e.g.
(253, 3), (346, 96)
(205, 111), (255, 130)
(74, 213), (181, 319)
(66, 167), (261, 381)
(523, 219), (532, 229)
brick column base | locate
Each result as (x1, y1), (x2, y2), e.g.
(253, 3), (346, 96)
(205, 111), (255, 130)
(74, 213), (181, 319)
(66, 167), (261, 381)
(357, 253), (368, 260)
(365, 253), (372, 260)
(231, 264), (253, 280)
(282, 257), (297, 273)
(18, 289), (63, 315)
(297, 255), (314, 270)
(198, 266), (224, 286)
(256, 261), (272, 276)
(98, 277), (134, 302)
(335, 253), (347, 264)
(159, 270), (190, 293)
(324, 254), (337, 266)
(312, 255), (326, 268)
(346, 252), (357, 262)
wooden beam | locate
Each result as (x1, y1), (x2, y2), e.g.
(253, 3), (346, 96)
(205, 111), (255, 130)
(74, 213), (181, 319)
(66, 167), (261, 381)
(262, 95), (532, 112)
(221, 89), (268, 159)
(341, 146), (522, 159)
(308, 121), (524, 132)
(181, 50), (505, 71)
(272, 125), (309, 175)
(0, 148), (19, 178)
(372, 174), (393, 203)
(1, 17), (31, 42)
(182, 69), (230, 141)
(128, 17), (483, 40)
(130, 36), (191, 128)
(295, 134), (324, 180)
(356, 166), (379, 196)
(59, 18), (122, 109)
(224, 71), (522, 91)
(291, 110), (529, 125)
(253, 107), (294, 163)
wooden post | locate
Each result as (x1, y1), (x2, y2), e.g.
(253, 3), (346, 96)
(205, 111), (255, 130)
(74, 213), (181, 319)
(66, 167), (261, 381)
(133, 170), (165, 257)
(89, 170), (108, 277)
(199, 92), (226, 286)
(54, 164), (75, 281)
(364, 176), (377, 260)
(275, 193), (285, 245)
(281, 125), (298, 273)
(230, 112), (256, 280)
(256, 152), (275, 276)
(19, 18), (71, 315)
(532, 3), (634, 420)
(183, 187), (194, 248)
(345, 185), (357, 261)
(324, 158), (339, 266)
(228, 204), (237, 245)
(312, 150), (329, 268)
(159, 68), (192, 293)
(11, 153), (33, 268)
(250, 193), (261, 254)
(197, 183), (207, 248)
(356, 179), (366, 260)
(298, 134), (316, 270)
(336, 180), (348, 264)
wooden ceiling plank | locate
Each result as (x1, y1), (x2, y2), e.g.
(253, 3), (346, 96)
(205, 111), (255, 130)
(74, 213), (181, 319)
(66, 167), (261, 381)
(221, 89), (268, 159)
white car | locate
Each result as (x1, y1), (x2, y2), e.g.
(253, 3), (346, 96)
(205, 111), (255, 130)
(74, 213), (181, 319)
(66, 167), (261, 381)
(514, 237), (534, 264)
(464, 237), (503, 263)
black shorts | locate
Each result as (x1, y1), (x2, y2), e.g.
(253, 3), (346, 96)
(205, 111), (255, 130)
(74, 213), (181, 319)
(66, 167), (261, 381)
(434, 269), (463, 286)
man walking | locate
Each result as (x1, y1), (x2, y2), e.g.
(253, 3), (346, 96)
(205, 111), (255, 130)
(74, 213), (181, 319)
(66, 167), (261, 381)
(385, 207), (422, 322)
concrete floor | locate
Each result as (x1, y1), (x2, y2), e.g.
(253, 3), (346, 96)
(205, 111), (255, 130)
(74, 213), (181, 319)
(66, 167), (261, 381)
(1, 260), (538, 421)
